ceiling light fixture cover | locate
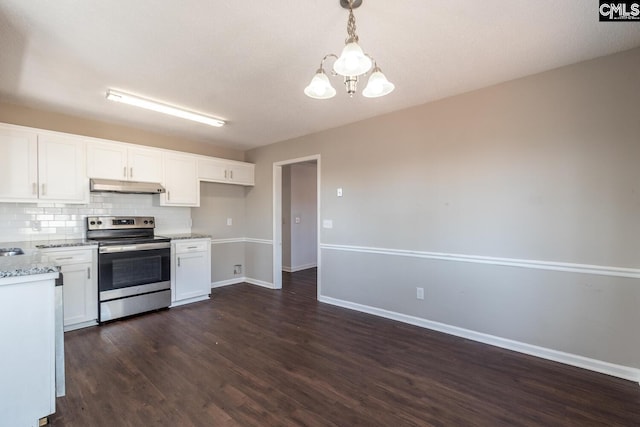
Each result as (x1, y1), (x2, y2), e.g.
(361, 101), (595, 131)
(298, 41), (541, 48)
(106, 89), (225, 127)
(305, 0), (394, 100)
(303, 69), (337, 99)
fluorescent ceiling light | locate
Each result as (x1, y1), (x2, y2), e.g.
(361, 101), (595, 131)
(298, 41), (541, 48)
(106, 89), (225, 127)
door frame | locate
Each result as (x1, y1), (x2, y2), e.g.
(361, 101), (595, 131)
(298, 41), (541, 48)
(272, 155), (321, 294)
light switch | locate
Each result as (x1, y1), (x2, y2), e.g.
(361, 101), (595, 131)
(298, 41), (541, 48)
(337, 188), (343, 197)
(322, 219), (333, 229)
(226, 218), (233, 226)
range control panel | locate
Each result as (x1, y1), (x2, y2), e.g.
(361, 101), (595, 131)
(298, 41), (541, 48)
(86, 216), (155, 230)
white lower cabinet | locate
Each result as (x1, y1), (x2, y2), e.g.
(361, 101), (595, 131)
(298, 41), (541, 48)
(171, 239), (211, 307)
(42, 247), (98, 331)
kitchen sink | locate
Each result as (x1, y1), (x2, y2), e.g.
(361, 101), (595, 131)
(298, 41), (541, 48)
(0, 248), (25, 256)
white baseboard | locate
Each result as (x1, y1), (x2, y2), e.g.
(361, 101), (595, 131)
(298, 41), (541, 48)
(282, 263), (317, 273)
(170, 295), (209, 307)
(211, 277), (275, 289)
(211, 278), (246, 288)
(318, 295), (640, 384)
(245, 277), (276, 289)
(64, 320), (98, 332)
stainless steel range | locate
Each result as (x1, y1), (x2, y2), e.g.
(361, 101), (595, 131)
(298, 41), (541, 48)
(86, 216), (171, 322)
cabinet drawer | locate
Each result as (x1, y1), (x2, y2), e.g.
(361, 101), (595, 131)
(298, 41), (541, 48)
(43, 250), (93, 265)
(174, 240), (209, 254)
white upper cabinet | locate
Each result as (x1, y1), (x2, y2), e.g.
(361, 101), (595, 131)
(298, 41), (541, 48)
(38, 134), (87, 202)
(0, 125), (87, 203)
(128, 147), (163, 183)
(198, 158), (254, 186)
(0, 127), (38, 201)
(87, 141), (163, 183)
(227, 162), (254, 185)
(1, 122), (254, 206)
(86, 141), (127, 180)
(161, 153), (199, 206)
(197, 158), (226, 182)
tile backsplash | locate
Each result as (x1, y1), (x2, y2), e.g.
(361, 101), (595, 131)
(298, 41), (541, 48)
(0, 193), (191, 243)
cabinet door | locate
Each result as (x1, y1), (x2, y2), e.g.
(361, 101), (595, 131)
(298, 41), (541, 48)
(198, 158), (228, 182)
(0, 127), (38, 201)
(228, 163), (255, 185)
(128, 147), (163, 183)
(87, 141), (128, 180)
(38, 134), (88, 202)
(174, 251), (210, 301)
(60, 262), (97, 329)
(162, 153), (199, 206)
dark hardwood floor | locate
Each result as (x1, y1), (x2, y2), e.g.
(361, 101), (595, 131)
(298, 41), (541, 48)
(51, 268), (640, 426)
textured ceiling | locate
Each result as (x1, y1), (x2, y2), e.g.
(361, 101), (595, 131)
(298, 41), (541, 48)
(1, 1), (639, 150)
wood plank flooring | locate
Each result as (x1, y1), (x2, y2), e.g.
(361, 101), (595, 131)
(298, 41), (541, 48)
(51, 268), (640, 426)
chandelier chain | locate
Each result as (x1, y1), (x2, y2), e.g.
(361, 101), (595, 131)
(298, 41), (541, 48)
(346, 2), (359, 44)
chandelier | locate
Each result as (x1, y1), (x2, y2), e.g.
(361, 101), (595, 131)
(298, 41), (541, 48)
(304, 0), (395, 100)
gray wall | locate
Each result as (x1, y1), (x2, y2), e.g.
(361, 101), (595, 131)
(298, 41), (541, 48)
(192, 182), (247, 284)
(244, 48), (640, 372)
(282, 166), (292, 270)
(282, 163), (317, 272)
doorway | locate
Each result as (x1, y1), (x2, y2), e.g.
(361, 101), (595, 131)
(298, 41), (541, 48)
(272, 155), (320, 297)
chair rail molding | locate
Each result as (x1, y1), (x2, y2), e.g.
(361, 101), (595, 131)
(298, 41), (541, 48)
(320, 243), (640, 280)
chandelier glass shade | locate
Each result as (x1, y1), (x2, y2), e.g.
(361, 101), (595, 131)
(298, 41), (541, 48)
(304, 0), (394, 100)
(362, 66), (395, 98)
(333, 42), (372, 77)
(303, 69), (337, 100)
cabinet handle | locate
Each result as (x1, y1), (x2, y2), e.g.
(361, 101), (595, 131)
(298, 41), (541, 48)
(187, 246), (198, 249)
(167, 191), (170, 201)
(177, 257), (181, 267)
(230, 170), (233, 180)
(124, 166), (127, 178)
(55, 257), (73, 261)
(32, 183), (37, 195)
(41, 183), (46, 196)
(87, 267), (91, 279)
(130, 167), (133, 178)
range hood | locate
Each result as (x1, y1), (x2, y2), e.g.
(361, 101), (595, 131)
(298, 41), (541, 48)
(90, 178), (166, 194)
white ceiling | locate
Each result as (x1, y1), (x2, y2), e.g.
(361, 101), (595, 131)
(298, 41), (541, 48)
(1, 1), (639, 151)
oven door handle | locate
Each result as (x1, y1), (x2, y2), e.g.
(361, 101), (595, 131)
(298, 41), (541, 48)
(99, 242), (171, 253)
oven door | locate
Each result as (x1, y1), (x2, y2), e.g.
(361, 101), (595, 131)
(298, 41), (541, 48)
(98, 242), (171, 321)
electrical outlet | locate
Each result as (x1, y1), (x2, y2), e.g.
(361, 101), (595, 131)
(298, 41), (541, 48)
(233, 264), (242, 275)
(227, 218), (233, 226)
(416, 287), (424, 300)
